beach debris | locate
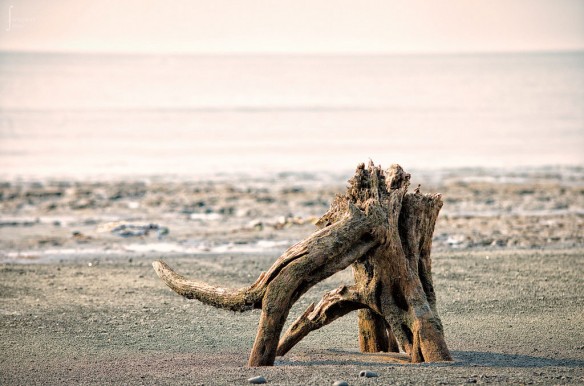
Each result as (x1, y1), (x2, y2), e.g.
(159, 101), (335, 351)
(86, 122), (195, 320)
(446, 234), (466, 247)
(71, 231), (92, 243)
(156, 227), (169, 238)
(248, 375), (267, 384)
(0, 218), (38, 227)
(333, 381), (349, 386)
(69, 198), (95, 210)
(245, 216), (318, 232)
(98, 222), (169, 238)
(37, 237), (63, 246)
(273, 215), (312, 230)
(127, 201), (140, 209)
(247, 219), (264, 231)
(189, 212), (222, 221)
(359, 370), (378, 378)
(154, 162), (452, 367)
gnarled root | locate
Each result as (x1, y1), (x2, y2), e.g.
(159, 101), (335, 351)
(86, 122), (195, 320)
(277, 285), (367, 357)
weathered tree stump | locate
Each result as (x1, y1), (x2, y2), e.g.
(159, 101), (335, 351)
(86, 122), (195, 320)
(153, 162), (452, 366)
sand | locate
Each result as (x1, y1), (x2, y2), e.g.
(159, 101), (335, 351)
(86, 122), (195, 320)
(1, 168), (583, 385)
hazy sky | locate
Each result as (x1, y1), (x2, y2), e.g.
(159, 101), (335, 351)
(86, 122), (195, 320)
(0, 0), (583, 54)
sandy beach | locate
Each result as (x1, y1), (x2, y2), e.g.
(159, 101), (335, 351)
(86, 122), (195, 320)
(1, 167), (583, 385)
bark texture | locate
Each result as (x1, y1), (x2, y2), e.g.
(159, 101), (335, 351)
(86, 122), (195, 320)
(153, 161), (451, 366)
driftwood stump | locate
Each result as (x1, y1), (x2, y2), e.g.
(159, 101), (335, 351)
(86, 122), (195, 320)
(153, 162), (452, 366)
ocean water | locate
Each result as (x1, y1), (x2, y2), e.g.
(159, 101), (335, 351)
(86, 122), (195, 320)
(0, 51), (583, 179)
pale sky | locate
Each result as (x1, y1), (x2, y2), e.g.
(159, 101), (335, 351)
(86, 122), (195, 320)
(0, 0), (583, 54)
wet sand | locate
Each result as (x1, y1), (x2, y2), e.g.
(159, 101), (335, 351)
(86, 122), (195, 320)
(1, 167), (583, 384)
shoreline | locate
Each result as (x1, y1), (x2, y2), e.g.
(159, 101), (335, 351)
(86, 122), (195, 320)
(1, 163), (582, 183)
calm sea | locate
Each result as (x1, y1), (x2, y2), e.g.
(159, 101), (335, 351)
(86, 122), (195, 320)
(0, 51), (582, 179)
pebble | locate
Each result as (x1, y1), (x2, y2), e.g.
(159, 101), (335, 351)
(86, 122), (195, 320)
(333, 381), (349, 386)
(359, 370), (378, 378)
(248, 375), (267, 384)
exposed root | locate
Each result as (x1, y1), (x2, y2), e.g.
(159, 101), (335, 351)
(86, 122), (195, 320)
(277, 285), (367, 357)
(153, 260), (266, 311)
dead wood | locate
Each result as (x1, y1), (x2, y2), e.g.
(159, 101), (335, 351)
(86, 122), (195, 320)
(277, 284), (367, 357)
(153, 161), (451, 366)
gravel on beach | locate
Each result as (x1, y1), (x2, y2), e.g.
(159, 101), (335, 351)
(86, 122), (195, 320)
(1, 249), (582, 385)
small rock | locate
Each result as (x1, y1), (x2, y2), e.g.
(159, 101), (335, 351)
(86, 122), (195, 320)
(359, 370), (378, 378)
(247, 220), (264, 231)
(333, 381), (349, 386)
(157, 227), (169, 239)
(72, 231), (92, 243)
(248, 375), (267, 384)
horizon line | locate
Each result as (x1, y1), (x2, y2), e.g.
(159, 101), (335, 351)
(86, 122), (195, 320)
(2, 47), (583, 58)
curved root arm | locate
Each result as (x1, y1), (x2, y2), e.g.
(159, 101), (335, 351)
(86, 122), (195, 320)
(152, 235), (315, 312)
(153, 260), (266, 311)
(276, 285), (369, 357)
